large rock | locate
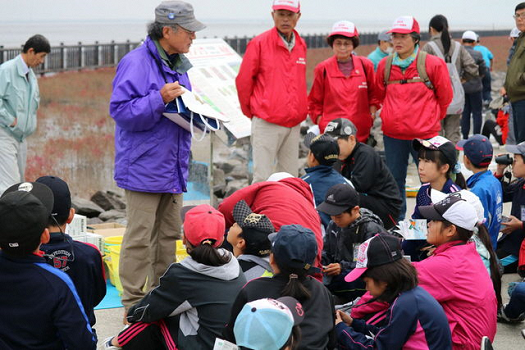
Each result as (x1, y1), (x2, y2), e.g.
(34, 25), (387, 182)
(71, 197), (104, 218)
(90, 190), (126, 211)
(229, 164), (249, 180)
(99, 209), (127, 222)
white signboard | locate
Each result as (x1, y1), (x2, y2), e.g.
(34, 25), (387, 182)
(185, 38), (251, 139)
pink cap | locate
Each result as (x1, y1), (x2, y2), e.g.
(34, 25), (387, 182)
(272, 0), (300, 13)
(183, 204), (225, 248)
(329, 21), (359, 38)
(387, 16), (420, 34)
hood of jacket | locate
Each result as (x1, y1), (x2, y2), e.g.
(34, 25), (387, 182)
(347, 208), (384, 230)
(238, 254), (271, 271)
(180, 249), (241, 280)
(278, 177), (315, 204)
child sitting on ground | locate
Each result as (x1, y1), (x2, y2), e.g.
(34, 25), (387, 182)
(101, 205), (246, 350)
(227, 200), (275, 280)
(335, 233), (452, 349)
(301, 132), (351, 228)
(456, 134), (503, 249)
(405, 136), (465, 261)
(317, 183), (384, 303)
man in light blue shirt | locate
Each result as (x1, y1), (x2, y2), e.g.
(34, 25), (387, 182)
(0, 35), (50, 194)
(474, 34), (494, 104)
(367, 30), (393, 70)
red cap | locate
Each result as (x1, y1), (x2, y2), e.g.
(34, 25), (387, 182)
(183, 204), (225, 247)
(329, 20), (359, 38)
(387, 16), (420, 34)
(272, 0), (300, 13)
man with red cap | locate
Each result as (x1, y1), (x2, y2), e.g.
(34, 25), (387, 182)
(236, 0), (307, 183)
(375, 15), (453, 220)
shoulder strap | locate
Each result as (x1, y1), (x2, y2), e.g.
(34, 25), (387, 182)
(451, 41), (461, 65)
(416, 51), (433, 89)
(384, 55), (394, 85)
(426, 41), (444, 60)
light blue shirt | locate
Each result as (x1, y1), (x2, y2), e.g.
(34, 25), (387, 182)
(474, 45), (494, 68)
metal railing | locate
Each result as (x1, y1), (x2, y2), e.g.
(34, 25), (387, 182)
(0, 29), (510, 74)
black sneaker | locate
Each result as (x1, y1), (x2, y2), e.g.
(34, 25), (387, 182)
(480, 336), (493, 350)
(498, 304), (525, 324)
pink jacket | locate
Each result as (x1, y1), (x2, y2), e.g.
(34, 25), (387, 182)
(414, 241), (497, 350)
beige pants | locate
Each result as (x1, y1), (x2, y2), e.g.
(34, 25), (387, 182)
(251, 117), (300, 183)
(0, 127), (26, 194)
(119, 190), (182, 308)
(439, 114), (461, 144)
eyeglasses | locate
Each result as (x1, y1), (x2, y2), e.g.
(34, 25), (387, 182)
(514, 13), (525, 20)
(174, 25), (196, 36)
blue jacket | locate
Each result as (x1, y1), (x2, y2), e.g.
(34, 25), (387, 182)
(110, 36), (192, 193)
(0, 251), (96, 350)
(336, 286), (452, 349)
(468, 170), (503, 248)
(301, 165), (352, 227)
(367, 47), (389, 71)
(40, 232), (107, 328)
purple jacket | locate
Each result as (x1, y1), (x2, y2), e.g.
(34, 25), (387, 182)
(110, 36), (192, 193)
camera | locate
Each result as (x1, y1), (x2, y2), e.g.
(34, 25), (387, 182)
(495, 154), (514, 166)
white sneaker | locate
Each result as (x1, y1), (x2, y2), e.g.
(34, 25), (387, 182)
(97, 336), (121, 350)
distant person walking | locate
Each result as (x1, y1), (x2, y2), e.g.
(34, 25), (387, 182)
(0, 35), (49, 194)
(308, 20), (379, 143)
(109, 1), (206, 316)
(504, 2), (525, 143)
(474, 34), (495, 105)
(236, 0), (307, 183)
(367, 30), (393, 70)
(461, 30), (487, 139)
(376, 16), (452, 220)
(422, 14), (479, 144)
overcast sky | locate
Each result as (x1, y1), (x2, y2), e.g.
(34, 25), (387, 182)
(1, 0), (516, 29)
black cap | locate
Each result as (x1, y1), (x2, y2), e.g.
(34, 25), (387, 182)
(317, 183), (359, 216)
(269, 224), (320, 274)
(0, 182), (54, 256)
(36, 176), (71, 223)
(304, 133), (340, 166)
(323, 118), (358, 138)
(233, 200), (275, 256)
(413, 136), (457, 168)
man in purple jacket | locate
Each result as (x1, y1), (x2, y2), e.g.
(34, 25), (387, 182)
(109, 1), (205, 316)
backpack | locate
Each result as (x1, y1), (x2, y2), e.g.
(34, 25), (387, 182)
(427, 40), (465, 115)
(383, 51), (434, 90)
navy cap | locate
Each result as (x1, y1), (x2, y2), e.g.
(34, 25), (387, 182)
(269, 224), (320, 274)
(304, 133), (340, 166)
(36, 176), (72, 223)
(456, 134), (493, 167)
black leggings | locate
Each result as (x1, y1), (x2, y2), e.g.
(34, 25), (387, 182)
(117, 320), (176, 350)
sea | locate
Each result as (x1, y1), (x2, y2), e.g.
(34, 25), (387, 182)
(0, 19), (510, 48)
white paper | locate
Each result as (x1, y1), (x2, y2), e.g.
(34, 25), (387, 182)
(213, 338), (238, 350)
(395, 219), (428, 240)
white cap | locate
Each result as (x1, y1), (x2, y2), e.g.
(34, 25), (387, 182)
(431, 189), (485, 225)
(267, 172), (294, 182)
(420, 193), (479, 231)
(510, 27), (521, 38)
(272, 0), (300, 13)
(462, 30), (477, 41)
(329, 20), (359, 38)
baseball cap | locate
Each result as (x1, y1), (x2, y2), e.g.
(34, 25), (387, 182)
(344, 233), (403, 282)
(0, 182), (54, 256)
(387, 16), (420, 34)
(419, 193), (478, 231)
(329, 20), (359, 38)
(155, 1), (206, 32)
(506, 141), (525, 156)
(304, 133), (340, 166)
(36, 176), (71, 223)
(430, 189), (485, 225)
(510, 27), (521, 38)
(317, 183), (359, 216)
(413, 136), (457, 168)
(233, 200), (274, 257)
(272, 0), (300, 13)
(324, 118), (357, 139)
(234, 296), (304, 350)
(377, 30), (392, 42)
(182, 204), (225, 247)
(269, 224), (320, 274)
(456, 134), (493, 167)
(462, 30), (477, 41)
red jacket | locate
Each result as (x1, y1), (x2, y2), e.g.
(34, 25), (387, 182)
(376, 52), (453, 140)
(308, 55), (379, 142)
(218, 178), (323, 281)
(235, 28), (308, 127)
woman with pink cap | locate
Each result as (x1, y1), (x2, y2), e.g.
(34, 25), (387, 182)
(308, 20), (379, 143)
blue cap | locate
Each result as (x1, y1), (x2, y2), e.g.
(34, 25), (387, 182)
(269, 224), (320, 274)
(457, 134), (493, 167)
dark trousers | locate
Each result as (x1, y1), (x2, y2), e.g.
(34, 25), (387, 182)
(325, 269), (366, 304)
(118, 320), (176, 350)
(482, 70), (492, 102)
(383, 135), (419, 221)
(512, 100), (525, 143)
(461, 91), (483, 139)
(359, 193), (399, 230)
